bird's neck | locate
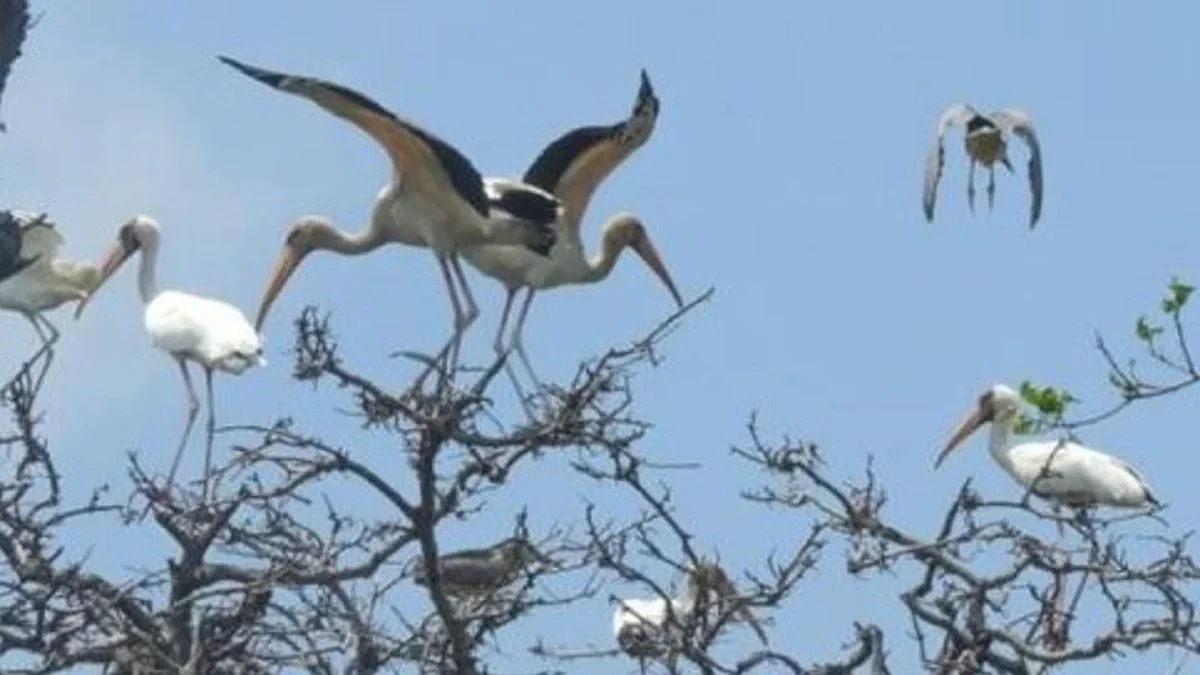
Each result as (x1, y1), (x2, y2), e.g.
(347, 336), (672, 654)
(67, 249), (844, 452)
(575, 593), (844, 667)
(137, 238), (161, 304)
(584, 236), (623, 282)
(988, 414), (1016, 472)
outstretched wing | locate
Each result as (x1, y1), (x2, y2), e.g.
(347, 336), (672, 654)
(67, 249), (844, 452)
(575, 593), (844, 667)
(218, 55), (490, 220)
(922, 103), (978, 222)
(522, 69), (660, 231)
(992, 108), (1043, 229)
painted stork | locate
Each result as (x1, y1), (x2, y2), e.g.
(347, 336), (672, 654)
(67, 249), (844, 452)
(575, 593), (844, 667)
(922, 104), (1044, 228)
(935, 383), (1159, 509)
(74, 215), (265, 499)
(412, 537), (552, 597)
(0, 210), (100, 394)
(613, 562), (767, 673)
(218, 55), (561, 382)
(461, 69), (681, 391)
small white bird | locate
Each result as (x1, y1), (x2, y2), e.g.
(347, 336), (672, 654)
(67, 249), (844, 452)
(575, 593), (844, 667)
(74, 216), (265, 499)
(935, 383), (1159, 509)
(923, 104), (1044, 228)
(613, 563), (767, 673)
(0, 210), (100, 394)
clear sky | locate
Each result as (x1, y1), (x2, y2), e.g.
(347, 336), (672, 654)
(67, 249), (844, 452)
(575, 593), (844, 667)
(3, 2), (1199, 673)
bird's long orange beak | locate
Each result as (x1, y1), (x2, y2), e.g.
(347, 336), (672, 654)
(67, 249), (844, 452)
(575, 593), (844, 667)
(934, 402), (992, 468)
(632, 234), (683, 308)
(255, 244), (306, 332)
(73, 239), (137, 319)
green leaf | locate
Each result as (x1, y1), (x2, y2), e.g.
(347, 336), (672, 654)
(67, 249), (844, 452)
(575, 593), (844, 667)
(1013, 414), (1037, 436)
(1017, 380), (1076, 418)
(1135, 315), (1163, 343)
(1162, 277), (1194, 315)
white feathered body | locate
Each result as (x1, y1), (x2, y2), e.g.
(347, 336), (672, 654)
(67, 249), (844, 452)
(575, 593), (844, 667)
(145, 290), (265, 374)
(0, 218), (98, 313)
(1000, 440), (1156, 508)
(612, 593), (696, 658)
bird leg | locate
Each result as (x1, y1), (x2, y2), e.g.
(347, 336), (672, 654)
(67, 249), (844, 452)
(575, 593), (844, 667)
(509, 288), (543, 390)
(495, 288), (536, 421)
(202, 367), (216, 503)
(166, 357), (200, 496)
(986, 166), (996, 211)
(967, 160), (977, 213)
(21, 313), (59, 399)
(409, 255), (469, 396)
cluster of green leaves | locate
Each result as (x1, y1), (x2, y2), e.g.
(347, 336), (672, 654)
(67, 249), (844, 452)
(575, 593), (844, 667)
(1134, 277), (1193, 347)
(1013, 380), (1078, 436)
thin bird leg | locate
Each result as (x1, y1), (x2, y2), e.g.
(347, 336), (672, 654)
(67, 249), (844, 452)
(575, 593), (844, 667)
(493, 287), (517, 357)
(21, 313), (58, 397)
(967, 160), (977, 213)
(510, 288), (543, 389)
(409, 255), (467, 394)
(496, 287), (536, 420)
(987, 166), (996, 211)
(450, 254), (480, 350)
(166, 357), (200, 495)
(202, 367), (216, 502)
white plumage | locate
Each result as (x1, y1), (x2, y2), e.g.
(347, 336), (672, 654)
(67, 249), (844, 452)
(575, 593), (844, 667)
(935, 383), (1158, 509)
(612, 563), (767, 672)
(145, 291), (263, 374)
(0, 210), (100, 394)
(75, 215), (264, 499)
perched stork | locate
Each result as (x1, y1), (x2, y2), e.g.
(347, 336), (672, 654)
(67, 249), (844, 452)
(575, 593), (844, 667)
(0, 210), (99, 394)
(922, 104), (1044, 228)
(613, 562), (767, 673)
(218, 55), (561, 382)
(74, 216), (265, 499)
(411, 537), (552, 597)
(935, 383), (1159, 509)
(461, 70), (681, 391)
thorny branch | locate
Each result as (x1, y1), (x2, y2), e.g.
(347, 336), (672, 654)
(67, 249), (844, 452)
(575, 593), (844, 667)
(737, 419), (1200, 674)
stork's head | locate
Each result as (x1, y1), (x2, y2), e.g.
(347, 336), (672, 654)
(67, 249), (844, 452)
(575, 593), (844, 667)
(255, 216), (340, 332)
(603, 214), (683, 309)
(935, 383), (1021, 468)
(74, 215), (160, 319)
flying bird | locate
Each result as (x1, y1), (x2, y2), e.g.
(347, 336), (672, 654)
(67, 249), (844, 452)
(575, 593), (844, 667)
(935, 383), (1159, 509)
(74, 215), (265, 500)
(0, 210), (100, 394)
(922, 104), (1043, 228)
(613, 562), (767, 673)
(218, 55), (561, 385)
(461, 69), (681, 394)
(411, 537), (552, 597)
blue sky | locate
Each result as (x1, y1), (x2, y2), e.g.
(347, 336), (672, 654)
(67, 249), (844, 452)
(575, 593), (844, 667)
(3, 2), (1199, 673)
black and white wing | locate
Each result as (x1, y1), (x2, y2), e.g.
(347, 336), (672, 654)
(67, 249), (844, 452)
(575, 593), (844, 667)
(923, 103), (978, 222)
(0, 210), (54, 283)
(483, 177), (561, 256)
(522, 69), (660, 231)
(992, 108), (1043, 228)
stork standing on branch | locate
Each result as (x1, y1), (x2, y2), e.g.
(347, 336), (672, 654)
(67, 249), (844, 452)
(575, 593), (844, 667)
(219, 55), (561, 386)
(935, 383), (1159, 510)
(0, 210), (99, 394)
(462, 69), (682, 394)
(75, 216), (265, 500)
